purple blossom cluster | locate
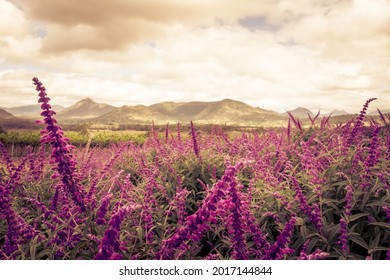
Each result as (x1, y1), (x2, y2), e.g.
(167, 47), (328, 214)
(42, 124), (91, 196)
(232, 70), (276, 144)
(347, 98), (377, 146)
(291, 178), (322, 230)
(32, 77), (85, 211)
(190, 121), (200, 158)
(269, 215), (297, 259)
(364, 125), (381, 170)
(0, 185), (38, 257)
(224, 166), (248, 259)
(344, 185), (353, 216)
(96, 193), (113, 225)
(157, 165), (234, 259)
(338, 218), (349, 254)
(94, 205), (133, 260)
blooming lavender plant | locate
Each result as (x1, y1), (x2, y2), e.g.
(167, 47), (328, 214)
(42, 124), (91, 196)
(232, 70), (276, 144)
(347, 98), (377, 146)
(94, 205), (132, 260)
(190, 121), (200, 158)
(32, 77), (85, 211)
(224, 166), (248, 259)
(344, 185), (353, 216)
(338, 218), (349, 255)
(0, 185), (39, 257)
(269, 215), (297, 259)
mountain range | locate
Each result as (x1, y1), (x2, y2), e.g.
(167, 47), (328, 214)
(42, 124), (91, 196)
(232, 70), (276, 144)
(0, 104), (66, 117)
(1, 98), (387, 128)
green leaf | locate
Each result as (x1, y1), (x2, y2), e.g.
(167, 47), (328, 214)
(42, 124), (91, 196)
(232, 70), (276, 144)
(348, 213), (370, 222)
(70, 240), (88, 259)
(29, 235), (39, 260)
(369, 233), (381, 250)
(359, 192), (370, 211)
(35, 249), (54, 260)
(368, 222), (390, 229)
(349, 234), (369, 250)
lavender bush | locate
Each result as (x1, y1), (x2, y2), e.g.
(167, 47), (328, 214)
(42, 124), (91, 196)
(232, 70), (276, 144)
(0, 78), (389, 260)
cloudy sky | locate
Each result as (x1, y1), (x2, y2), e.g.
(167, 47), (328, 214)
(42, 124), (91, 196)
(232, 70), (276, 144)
(0, 0), (389, 113)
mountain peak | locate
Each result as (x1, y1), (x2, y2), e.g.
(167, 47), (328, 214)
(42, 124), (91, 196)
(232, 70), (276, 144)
(57, 98), (115, 119)
(283, 107), (314, 118)
(0, 108), (15, 119)
(77, 98), (95, 104)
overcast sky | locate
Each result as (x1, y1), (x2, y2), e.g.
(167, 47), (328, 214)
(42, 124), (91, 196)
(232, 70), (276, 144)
(0, 0), (389, 113)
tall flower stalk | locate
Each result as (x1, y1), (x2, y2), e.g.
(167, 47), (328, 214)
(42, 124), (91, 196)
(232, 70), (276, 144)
(190, 121), (200, 158)
(32, 77), (85, 211)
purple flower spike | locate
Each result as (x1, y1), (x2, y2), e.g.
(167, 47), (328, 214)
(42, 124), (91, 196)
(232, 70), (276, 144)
(96, 193), (112, 225)
(338, 218), (349, 255)
(94, 205), (134, 260)
(347, 98), (377, 145)
(190, 121), (200, 158)
(32, 77), (85, 211)
(225, 167), (248, 259)
(269, 215), (297, 259)
(344, 185), (353, 216)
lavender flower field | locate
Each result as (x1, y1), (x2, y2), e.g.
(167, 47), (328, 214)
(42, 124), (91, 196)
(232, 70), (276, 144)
(0, 78), (389, 260)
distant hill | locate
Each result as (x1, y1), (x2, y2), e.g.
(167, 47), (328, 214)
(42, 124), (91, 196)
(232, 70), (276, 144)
(99, 99), (285, 126)
(57, 98), (116, 119)
(2, 97), (372, 128)
(368, 108), (390, 115)
(0, 109), (35, 130)
(326, 109), (349, 116)
(97, 105), (174, 124)
(1, 104), (65, 117)
(0, 108), (16, 119)
(283, 107), (314, 119)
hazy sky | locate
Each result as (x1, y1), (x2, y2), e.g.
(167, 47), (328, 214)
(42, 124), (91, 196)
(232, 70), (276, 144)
(1, 0), (389, 113)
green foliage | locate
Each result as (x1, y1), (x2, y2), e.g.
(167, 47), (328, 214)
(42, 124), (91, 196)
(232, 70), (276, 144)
(1, 120), (389, 260)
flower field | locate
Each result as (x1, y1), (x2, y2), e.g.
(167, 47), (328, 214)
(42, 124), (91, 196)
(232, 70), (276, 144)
(0, 78), (389, 260)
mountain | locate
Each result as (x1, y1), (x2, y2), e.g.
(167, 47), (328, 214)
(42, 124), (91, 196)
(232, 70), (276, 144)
(283, 107), (314, 119)
(97, 105), (174, 123)
(1, 104), (65, 117)
(151, 99), (284, 125)
(57, 98), (116, 119)
(326, 109), (349, 116)
(0, 109), (16, 119)
(0, 109), (36, 130)
(98, 99), (285, 126)
(368, 108), (390, 115)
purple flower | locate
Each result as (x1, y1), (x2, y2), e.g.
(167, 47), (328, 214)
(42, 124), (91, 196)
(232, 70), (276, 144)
(338, 218), (349, 254)
(345, 185), (353, 216)
(190, 121), (200, 157)
(224, 167), (248, 259)
(347, 98), (377, 145)
(32, 77), (85, 211)
(157, 166), (231, 259)
(364, 125), (381, 171)
(169, 188), (190, 225)
(269, 215), (296, 260)
(94, 205), (131, 260)
(292, 178), (322, 230)
(177, 122), (181, 142)
(0, 185), (39, 258)
(96, 193), (112, 225)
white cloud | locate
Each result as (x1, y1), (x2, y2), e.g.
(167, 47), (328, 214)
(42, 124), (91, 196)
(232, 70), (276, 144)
(0, 0), (389, 113)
